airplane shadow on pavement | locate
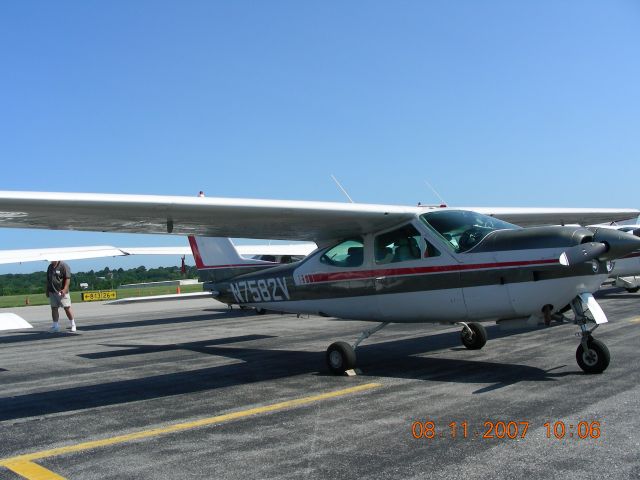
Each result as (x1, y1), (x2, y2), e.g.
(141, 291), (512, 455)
(0, 309), (255, 345)
(0, 325), (576, 421)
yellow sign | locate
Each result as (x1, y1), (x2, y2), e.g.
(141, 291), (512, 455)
(81, 290), (117, 302)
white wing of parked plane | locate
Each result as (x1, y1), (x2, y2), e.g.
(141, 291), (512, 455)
(0, 242), (316, 265)
(0, 245), (194, 264)
(0, 312), (33, 331)
(0, 191), (637, 243)
(0, 246), (129, 264)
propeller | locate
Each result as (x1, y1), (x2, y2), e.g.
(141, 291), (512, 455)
(559, 242), (608, 267)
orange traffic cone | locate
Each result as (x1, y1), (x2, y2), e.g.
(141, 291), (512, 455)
(25, 296), (30, 305)
(176, 286), (181, 294)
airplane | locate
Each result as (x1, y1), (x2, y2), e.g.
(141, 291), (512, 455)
(592, 224), (640, 293)
(0, 190), (639, 375)
(0, 240), (313, 331)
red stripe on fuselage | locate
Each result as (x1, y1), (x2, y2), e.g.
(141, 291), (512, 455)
(302, 259), (559, 284)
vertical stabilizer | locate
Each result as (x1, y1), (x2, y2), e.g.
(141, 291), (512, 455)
(188, 236), (275, 270)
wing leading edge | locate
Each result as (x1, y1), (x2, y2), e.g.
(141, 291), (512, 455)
(0, 191), (418, 242)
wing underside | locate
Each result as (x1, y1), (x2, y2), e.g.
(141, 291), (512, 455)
(0, 191), (637, 243)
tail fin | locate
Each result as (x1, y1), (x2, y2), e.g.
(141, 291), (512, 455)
(188, 236), (276, 283)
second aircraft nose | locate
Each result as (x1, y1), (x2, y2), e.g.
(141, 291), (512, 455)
(590, 227), (640, 260)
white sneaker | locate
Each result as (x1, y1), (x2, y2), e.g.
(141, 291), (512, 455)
(70, 324), (76, 332)
(49, 324), (60, 333)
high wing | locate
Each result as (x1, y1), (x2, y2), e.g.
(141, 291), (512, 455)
(468, 207), (640, 227)
(0, 191), (637, 243)
(0, 191), (418, 242)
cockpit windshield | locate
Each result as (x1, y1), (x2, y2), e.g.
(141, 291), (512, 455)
(420, 210), (520, 253)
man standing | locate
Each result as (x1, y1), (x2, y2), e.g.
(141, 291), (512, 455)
(46, 260), (76, 333)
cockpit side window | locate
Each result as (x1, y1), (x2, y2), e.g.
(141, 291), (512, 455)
(320, 237), (364, 267)
(420, 210), (520, 253)
(375, 224), (439, 264)
(423, 239), (441, 258)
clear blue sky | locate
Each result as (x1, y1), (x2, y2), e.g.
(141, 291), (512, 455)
(1, 1), (638, 274)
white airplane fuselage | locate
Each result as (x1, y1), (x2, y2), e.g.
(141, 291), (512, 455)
(213, 213), (616, 325)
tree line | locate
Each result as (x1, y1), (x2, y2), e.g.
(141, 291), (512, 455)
(0, 265), (199, 296)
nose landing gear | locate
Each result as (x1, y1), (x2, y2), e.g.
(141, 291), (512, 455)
(576, 337), (610, 374)
(571, 295), (611, 374)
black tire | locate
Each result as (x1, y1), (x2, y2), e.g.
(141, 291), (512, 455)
(460, 322), (487, 350)
(625, 287), (639, 293)
(255, 308), (267, 315)
(576, 338), (610, 374)
(326, 341), (356, 374)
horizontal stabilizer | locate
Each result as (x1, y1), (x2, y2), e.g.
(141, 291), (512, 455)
(235, 243), (316, 257)
(119, 247), (192, 256)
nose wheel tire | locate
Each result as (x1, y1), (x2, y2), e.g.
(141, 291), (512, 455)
(576, 338), (610, 374)
(326, 341), (356, 374)
(460, 322), (487, 350)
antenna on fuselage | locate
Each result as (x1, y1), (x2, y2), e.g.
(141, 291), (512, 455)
(424, 179), (447, 206)
(330, 174), (355, 203)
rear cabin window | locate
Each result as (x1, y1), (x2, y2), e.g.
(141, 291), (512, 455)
(320, 237), (364, 267)
(375, 225), (440, 264)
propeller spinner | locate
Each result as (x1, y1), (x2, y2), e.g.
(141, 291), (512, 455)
(559, 242), (608, 267)
(559, 227), (640, 267)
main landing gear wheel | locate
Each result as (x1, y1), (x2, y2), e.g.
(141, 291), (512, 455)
(326, 322), (390, 374)
(625, 287), (639, 293)
(326, 341), (356, 374)
(460, 322), (487, 350)
(576, 337), (610, 374)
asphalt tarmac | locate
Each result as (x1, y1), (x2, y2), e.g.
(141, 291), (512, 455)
(0, 288), (638, 479)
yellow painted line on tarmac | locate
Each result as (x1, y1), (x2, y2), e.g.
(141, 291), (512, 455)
(0, 382), (382, 479)
(3, 460), (67, 480)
